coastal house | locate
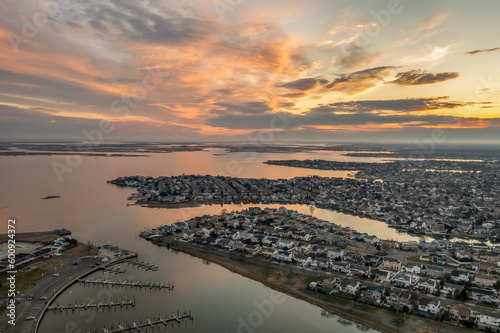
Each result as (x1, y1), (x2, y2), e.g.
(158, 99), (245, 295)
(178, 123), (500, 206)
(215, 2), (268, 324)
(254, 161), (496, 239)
(426, 265), (445, 279)
(380, 257), (401, 271)
(350, 264), (371, 277)
(360, 283), (385, 304)
(470, 287), (496, 303)
(451, 270), (471, 283)
(449, 303), (471, 321)
(384, 288), (415, 312)
(417, 277), (438, 294)
(278, 239), (295, 249)
(230, 242), (246, 251)
(244, 244), (261, 255)
(274, 250), (293, 263)
(326, 248), (344, 260)
(417, 297), (441, 315)
(393, 272), (418, 288)
(473, 307), (500, 329)
(405, 262), (425, 275)
(330, 261), (350, 273)
(372, 269), (392, 283)
(261, 247), (278, 258)
(442, 282), (464, 297)
(474, 274), (495, 288)
(338, 280), (361, 295)
(294, 254), (312, 266)
(363, 254), (381, 266)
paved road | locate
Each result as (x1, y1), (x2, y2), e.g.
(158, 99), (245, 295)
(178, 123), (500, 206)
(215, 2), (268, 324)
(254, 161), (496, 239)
(0, 256), (103, 333)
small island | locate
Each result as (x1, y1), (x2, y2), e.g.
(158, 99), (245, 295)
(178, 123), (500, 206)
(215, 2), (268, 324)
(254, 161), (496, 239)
(41, 195), (61, 200)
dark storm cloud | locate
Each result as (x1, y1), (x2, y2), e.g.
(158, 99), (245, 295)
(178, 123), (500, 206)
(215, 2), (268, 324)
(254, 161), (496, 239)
(465, 47), (500, 55)
(388, 70), (459, 85)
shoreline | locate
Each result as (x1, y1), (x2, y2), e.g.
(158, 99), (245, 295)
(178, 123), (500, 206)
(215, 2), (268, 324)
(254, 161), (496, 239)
(162, 241), (401, 333)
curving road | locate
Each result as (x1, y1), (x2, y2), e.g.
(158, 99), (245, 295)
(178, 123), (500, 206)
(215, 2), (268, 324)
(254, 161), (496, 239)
(0, 256), (103, 333)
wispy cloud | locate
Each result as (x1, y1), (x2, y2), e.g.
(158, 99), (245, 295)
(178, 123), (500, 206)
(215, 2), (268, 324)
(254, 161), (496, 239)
(465, 47), (500, 55)
(388, 70), (459, 85)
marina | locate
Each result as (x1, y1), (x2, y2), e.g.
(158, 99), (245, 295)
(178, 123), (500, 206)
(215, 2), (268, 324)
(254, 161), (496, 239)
(47, 299), (135, 312)
(77, 278), (175, 290)
(100, 311), (194, 333)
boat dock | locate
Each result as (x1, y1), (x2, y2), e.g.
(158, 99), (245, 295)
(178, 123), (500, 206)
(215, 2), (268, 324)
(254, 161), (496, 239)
(101, 266), (127, 275)
(125, 258), (159, 271)
(47, 299), (135, 312)
(77, 278), (174, 290)
(99, 311), (193, 333)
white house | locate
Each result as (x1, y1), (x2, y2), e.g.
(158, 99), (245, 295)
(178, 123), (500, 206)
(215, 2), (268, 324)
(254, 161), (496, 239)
(326, 248), (345, 260)
(405, 262), (425, 275)
(278, 239), (295, 249)
(393, 273), (418, 288)
(339, 280), (361, 295)
(418, 297), (441, 314)
(451, 270), (471, 283)
(417, 277), (438, 293)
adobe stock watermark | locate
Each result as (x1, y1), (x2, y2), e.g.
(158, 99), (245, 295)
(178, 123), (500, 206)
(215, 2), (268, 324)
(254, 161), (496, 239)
(337, 0), (412, 58)
(228, 291), (288, 333)
(213, 0), (243, 22)
(410, 71), (500, 160)
(8, 1), (60, 53)
(59, 270), (137, 333)
(51, 67), (166, 182)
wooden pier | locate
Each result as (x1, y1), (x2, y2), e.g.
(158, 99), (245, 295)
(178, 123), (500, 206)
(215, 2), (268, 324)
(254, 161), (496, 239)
(125, 258), (159, 271)
(77, 278), (174, 290)
(101, 266), (127, 275)
(47, 299), (135, 312)
(99, 311), (193, 333)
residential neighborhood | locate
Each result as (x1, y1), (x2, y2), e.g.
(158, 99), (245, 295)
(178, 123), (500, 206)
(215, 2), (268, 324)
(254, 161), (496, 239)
(141, 207), (500, 331)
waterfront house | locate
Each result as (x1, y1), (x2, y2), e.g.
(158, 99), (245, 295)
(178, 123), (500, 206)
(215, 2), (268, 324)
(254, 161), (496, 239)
(405, 262), (425, 275)
(393, 272), (418, 288)
(417, 277), (438, 294)
(338, 279), (361, 295)
(449, 303), (471, 321)
(472, 307), (500, 329)
(474, 274), (495, 288)
(277, 239), (295, 249)
(261, 247), (278, 258)
(384, 288), (415, 311)
(363, 254), (381, 266)
(351, 264), (371, 277)
(230, 242), (246, 252)
(372, 269), (392, 283)
(294, 254), (312, 266)
(244, 244), (261, 255)
(417, 297), (441, 315)
(470, 287), (496, 303)
(442, 282), (464, 297)
(426, 265), (445, 278)
(360, 283), (385, 304)
(451, 270), (471, 283)
(330, 261), (350, 273)
(274, 250), (293, 263)
(380, 257), (401, 271)
(428, 253), (446, 265)
(326, 248), (344, 260)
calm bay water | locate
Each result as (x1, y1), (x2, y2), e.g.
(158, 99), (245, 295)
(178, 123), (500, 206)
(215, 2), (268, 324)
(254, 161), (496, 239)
(0, 149), (409, 333)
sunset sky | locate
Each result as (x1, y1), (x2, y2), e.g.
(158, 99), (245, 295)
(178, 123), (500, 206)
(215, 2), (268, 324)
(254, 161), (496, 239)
(1, 0), (499, 142)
